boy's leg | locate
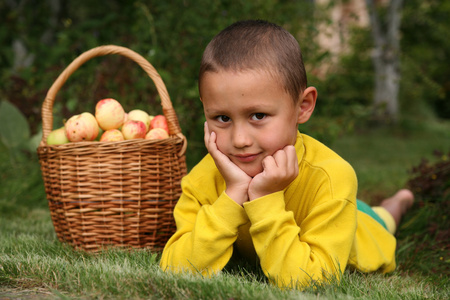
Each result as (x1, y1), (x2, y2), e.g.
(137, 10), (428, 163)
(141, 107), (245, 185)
(372, 189), (414, 234)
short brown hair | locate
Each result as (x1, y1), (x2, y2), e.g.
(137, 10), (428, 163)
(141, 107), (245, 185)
(199, 20), (307, 103)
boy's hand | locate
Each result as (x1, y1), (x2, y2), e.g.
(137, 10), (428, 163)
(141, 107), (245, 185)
(248, 145), (298, 201)
(204, 122), (252, 205)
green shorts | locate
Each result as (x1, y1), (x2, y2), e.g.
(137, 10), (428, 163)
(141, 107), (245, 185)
(357, 199), (387, 230)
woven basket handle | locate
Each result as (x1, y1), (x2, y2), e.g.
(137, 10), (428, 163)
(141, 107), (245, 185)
(40, 45), (186, 155)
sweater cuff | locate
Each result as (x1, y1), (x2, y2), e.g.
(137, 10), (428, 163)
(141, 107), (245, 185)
(213, 191), (249, 229)
(243, 190), (285, 223)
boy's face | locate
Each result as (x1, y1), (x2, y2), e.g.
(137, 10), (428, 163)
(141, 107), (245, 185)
(201, 70), (301, 177)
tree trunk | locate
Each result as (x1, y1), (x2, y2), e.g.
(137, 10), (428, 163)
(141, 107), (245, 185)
(365, 0), (403, 122)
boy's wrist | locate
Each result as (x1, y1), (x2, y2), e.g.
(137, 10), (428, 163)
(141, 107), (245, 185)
(226, 185), (249, 206)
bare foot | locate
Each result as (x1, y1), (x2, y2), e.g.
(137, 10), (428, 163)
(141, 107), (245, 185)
(380, 189), (414, 226)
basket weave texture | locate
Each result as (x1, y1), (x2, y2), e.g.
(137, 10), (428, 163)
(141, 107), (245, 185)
(37, 45), (187, 252)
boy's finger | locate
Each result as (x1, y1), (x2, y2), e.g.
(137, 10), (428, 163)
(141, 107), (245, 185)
(272, 148), (288, 168)
(284, 145), (296, 162)
(284, 145), (299, 175)
(261, 155), (276, 171)
(204, 122), (218, 154)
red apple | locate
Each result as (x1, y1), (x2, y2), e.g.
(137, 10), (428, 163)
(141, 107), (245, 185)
(65, 112), (99, 142)
(128, 109), (151, 132)
(100, 129), (124, 142)
(145, 128), (169, 140)
(150, 115), (169, 134)
(121, 120), (146, 140)
(95, 98), (125, 130)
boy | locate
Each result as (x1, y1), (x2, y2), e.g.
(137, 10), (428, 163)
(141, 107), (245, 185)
(160, 20), (413, 288)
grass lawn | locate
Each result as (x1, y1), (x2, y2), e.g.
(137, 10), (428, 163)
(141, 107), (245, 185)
(1, 119), (449, 299)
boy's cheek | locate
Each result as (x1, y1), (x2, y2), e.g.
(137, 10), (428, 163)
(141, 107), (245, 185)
(214, 134), (228, 154)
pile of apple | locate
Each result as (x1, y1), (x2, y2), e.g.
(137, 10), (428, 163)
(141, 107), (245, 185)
(47, 98), (170, 145)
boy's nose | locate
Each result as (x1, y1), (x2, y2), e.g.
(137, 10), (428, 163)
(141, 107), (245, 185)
(231, 126), (252, 148)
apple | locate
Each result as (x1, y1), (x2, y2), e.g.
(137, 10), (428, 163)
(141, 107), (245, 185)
(65, 112), (99, 142)
(150, 115), (169, 134)
(145, 128), (169, 140)
(100, 129), (124, 142)
(128, 109), (151, 132)
(121, 120), (147, 140)
(47, 126), (69, 145)
(95, 98), (125, 130)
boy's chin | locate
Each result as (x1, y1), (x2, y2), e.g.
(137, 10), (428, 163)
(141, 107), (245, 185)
(230, 158), (264, 177)
(241, 166), (263, 178)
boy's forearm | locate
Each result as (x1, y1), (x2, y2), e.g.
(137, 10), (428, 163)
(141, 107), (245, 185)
(161, 191), (249, 275)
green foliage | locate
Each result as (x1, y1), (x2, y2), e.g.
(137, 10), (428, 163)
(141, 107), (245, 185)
(0, 100), (41, 159)
(307, 0), (450, 127)
(313, 26), (374, 118)
(0, 144), (47, 219)
(303, 24), (376, 144)
(0, 100), (29, 149)
(401, 0), (450, 119)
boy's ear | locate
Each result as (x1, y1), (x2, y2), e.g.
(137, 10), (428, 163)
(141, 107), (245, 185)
(297, 87), (317, 124)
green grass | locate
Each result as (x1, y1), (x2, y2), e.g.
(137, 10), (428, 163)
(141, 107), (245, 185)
(1, 229), (447, 299)
(1, 120), (450, 299)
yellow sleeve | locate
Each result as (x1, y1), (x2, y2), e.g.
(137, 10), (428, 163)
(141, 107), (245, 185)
(244, 191), (357, 288)
(160, 172), (249, 276)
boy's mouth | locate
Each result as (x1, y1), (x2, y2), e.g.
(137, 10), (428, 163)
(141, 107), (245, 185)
(233, 153), (259, 163)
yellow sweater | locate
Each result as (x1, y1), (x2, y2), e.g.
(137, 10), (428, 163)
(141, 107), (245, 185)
(160, 132), (396, 288)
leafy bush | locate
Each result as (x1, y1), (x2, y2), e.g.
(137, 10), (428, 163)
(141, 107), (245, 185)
(396, 151), (450, 277)
(0, 100), (41, 159)
(0, 100), (45, 215)
(401, 0), (450, 119)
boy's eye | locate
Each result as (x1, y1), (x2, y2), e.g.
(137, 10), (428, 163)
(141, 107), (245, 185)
(217, 115), (230, 123)
(252, 113), (266, 121)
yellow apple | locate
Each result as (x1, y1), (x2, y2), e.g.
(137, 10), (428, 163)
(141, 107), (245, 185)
(100, 129), (124, 142)
(95, 98), (125, 130)
(47, 126), (69, 145)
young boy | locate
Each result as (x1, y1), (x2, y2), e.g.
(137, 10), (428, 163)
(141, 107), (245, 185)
(160, 20), (414, 289)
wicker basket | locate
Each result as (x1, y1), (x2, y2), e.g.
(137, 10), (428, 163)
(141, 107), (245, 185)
(37, 45), (187, 252)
